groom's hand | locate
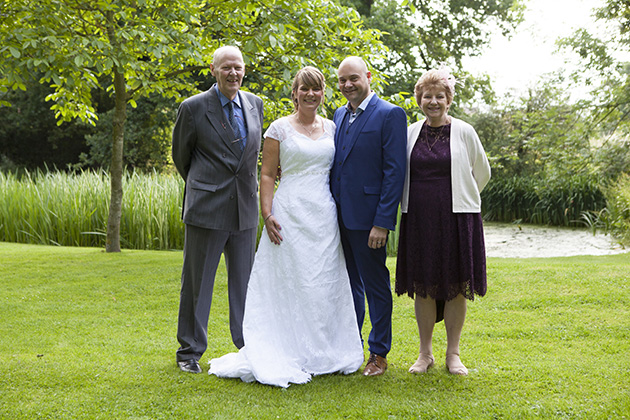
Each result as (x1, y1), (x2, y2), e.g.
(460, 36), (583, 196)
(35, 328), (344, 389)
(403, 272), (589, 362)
(368, 226), (388, 249)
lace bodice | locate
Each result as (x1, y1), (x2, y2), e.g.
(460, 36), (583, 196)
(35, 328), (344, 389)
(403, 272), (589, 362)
(264, 116), (336, 178)
(208, 115), (363, 388)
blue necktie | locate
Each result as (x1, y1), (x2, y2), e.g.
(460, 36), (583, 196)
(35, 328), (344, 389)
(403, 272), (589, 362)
(227, 101), (244, 151)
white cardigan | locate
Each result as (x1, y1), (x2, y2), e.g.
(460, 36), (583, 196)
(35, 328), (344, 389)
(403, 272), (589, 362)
(401, 117), (491, 213)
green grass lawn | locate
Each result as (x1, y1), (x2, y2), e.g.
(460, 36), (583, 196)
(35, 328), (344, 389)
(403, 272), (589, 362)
(0, 242), (628, 419)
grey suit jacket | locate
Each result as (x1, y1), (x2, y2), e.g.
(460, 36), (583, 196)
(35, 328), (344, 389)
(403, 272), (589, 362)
(172, 85), (264, 231)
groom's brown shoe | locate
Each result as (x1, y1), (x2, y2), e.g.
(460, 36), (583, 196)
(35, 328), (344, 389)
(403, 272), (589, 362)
(363, 353), (387, 376)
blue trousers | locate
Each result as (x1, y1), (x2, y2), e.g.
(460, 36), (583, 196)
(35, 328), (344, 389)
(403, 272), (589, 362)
(338, 219), (392, 358)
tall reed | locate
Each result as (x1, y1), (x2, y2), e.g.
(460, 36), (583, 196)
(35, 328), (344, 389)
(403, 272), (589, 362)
(2, 169), (617, 252)
(481, 175), (607, 227)
(120, 170), (185, 250)
(0, 169), (185, 250)
(0, 170), (109, 247)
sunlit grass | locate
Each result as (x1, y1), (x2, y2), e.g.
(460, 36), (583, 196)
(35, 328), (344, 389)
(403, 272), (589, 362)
(1, 242), (628, 419)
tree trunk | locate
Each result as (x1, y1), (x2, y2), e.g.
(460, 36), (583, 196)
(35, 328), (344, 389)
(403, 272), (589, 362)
(106, 68), (127, 252)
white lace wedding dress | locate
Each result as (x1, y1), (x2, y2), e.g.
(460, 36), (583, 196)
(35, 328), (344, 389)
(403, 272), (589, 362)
(208, 116), (364, 388)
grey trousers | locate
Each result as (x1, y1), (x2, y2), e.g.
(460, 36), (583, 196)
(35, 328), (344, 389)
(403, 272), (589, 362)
(176, 224), (256, 362)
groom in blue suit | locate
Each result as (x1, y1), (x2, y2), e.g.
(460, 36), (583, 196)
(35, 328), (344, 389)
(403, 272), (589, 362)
(330, 57), (407, 376)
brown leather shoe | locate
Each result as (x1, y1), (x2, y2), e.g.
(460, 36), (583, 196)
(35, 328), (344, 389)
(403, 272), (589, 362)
(363, 353), (388, 376)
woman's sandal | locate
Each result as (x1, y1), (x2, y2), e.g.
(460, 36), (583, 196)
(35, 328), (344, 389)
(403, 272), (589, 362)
(445, 353), (468, 376)
(409, 353), (435, 374)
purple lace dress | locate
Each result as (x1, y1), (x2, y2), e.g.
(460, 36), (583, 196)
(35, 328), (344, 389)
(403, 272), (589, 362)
(395, 123), (487, 308)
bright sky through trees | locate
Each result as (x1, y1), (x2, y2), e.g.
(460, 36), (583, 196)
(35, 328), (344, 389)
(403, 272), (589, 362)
(463, 0), (617, 98)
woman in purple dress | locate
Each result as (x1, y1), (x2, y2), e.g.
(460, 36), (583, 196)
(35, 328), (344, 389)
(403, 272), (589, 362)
(396, 68), (491, 376)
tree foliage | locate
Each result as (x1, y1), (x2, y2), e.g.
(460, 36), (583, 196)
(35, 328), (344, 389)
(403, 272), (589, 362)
(340, 0), (524, 103)
(471, 81), (593, 179)
(0, 0), (385, 251)
(468, 0), (630, 187)
(0, 76), (91, 171)
(558, 0), (630, 138)
(80, 94), (177, 172)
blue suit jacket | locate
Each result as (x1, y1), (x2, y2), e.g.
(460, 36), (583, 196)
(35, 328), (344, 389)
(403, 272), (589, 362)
(330, 95), (407, 231)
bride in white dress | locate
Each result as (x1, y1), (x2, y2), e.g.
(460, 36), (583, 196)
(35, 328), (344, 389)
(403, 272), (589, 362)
(208, 67), (364, 388)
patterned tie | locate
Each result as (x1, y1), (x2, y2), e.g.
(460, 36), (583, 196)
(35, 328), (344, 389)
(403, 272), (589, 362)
(227, 101), (244, 151)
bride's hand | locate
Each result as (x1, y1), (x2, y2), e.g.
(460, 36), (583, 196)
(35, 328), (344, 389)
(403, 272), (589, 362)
(265, 215), (283, 245)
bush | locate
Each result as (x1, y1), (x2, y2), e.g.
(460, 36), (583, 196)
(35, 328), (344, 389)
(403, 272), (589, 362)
(581, 173), (630, 246)
(482, 174), (607, 227)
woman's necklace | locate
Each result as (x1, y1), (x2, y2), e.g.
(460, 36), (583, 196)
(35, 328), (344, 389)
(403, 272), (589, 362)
(424, 121), (449, 151)
(297, 115), (319, 137)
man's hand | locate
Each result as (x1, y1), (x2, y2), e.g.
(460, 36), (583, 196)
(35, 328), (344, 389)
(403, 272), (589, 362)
(368, 226), (389, 249)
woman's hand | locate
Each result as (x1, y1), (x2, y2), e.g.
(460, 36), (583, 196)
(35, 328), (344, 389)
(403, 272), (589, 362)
(260, 137), (281, 244)
(265, 215), (283, 245)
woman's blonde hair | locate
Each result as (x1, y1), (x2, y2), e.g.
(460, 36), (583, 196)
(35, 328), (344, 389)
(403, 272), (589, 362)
(414, 68), (456, 105)
(291, 66), (326, 112)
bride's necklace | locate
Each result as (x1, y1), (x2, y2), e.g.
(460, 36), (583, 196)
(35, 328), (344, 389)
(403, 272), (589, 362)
(297, 115), (319, 137)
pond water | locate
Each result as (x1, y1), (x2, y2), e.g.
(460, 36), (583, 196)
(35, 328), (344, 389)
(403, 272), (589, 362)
(484, 222), (628, 258)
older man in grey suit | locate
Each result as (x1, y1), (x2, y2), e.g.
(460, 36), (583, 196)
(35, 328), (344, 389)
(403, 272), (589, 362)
(172, 46), (264, 374)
